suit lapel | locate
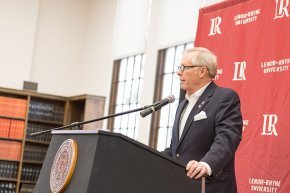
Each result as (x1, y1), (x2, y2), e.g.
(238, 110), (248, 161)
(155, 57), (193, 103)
(178, 82), (216, 145)
(172, 100), (188, 144)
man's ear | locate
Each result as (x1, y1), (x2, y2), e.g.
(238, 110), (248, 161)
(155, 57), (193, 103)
(199, 67), (207, 78)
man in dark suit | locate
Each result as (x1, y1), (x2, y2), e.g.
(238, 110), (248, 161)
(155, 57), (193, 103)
(163, 47), (243, 193)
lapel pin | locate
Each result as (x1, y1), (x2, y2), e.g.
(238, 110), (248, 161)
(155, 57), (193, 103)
(198, 101), (205, 108)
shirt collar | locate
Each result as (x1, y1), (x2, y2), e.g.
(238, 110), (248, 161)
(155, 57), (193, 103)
(185, 81), (211, 102)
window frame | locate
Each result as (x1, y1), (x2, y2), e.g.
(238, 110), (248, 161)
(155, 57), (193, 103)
(108, 54), (145, 139)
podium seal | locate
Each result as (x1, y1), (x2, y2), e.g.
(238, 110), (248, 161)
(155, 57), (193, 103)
(50, 139), (78, 193)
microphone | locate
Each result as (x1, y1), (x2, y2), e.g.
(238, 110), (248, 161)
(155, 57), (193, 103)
(140, 95), (175, 118)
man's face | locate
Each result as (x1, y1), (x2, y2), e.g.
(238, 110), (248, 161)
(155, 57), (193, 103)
(177, 52), (202, 94)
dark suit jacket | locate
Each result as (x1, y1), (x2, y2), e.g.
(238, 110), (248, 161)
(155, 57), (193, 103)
(163, 81), (243, 193)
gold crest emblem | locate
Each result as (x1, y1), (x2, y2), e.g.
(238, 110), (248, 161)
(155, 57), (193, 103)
(50, 139), (78, 193)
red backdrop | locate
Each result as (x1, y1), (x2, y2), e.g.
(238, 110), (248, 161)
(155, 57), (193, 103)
(195, 0), (290, 192)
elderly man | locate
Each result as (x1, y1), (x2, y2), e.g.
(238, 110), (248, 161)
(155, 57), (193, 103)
(163, 47), (243, 193)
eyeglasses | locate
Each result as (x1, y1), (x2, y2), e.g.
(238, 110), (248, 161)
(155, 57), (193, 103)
(177, 65), (203, 72)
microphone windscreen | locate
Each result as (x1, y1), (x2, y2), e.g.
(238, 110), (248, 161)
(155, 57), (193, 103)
(167, 95), (175, 103)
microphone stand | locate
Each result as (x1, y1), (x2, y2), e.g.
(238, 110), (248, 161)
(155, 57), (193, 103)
(30, 104), (155, 137)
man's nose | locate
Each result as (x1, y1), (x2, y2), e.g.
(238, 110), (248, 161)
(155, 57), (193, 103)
(177, 69), (182, 76)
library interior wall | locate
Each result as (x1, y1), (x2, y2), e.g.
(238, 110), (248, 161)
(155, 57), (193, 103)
(0, 0), (117, 97)
(0, 0), (39, 89)
(112, 0), (149, 59)
(0, 0), (223, 145)
(30, 0), (89, 96)
(30, 0), (118, 98)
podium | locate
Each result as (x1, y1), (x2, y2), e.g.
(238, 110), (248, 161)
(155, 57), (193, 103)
(34, 130), (203, 193)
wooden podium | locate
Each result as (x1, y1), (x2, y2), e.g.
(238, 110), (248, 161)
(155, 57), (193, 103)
(34, 130), (203, 193)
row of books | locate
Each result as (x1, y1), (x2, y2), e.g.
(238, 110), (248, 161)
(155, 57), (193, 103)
(28, 101), (64, 123)
(19, 184), (34, 193)
(0, 96), (27, 119)
(0, 140), (22, 161)
(25, 123), (53, 143)
(0, 182), (16, 193)
(0, 118), (25, 140)
(23, 144), (48, 162)
(21, 164), (41, 182)
(0, 161), (18, 179)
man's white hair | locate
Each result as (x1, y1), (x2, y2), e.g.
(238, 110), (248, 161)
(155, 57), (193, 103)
(183, 47), (218, 78)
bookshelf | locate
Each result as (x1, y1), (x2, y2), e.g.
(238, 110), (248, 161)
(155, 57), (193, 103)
(66, 95), (105, 130)
(0, 87), (105, 193)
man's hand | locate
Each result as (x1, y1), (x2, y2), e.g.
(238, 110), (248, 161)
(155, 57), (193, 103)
(186, 160), (208, 179)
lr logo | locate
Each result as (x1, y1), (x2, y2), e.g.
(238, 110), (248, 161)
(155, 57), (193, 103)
(232, 61), (246, 81)
(261, 114), (278, 136)
(274, 0), (289, 19)
(208, 17), (222, 36)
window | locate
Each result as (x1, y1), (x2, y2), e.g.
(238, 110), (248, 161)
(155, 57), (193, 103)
(150, 43), (193, 151)
(108, 54), (145, 139)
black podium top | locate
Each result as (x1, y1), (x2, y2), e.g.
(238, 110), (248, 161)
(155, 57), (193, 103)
(34, 129), (203, 193)
(52, 129), (185, 167)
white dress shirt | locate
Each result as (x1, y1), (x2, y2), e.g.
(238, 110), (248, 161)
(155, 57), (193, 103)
(179, 81), (212, 176)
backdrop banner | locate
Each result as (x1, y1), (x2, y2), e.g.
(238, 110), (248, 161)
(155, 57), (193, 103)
(195, 0), (290, 192)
